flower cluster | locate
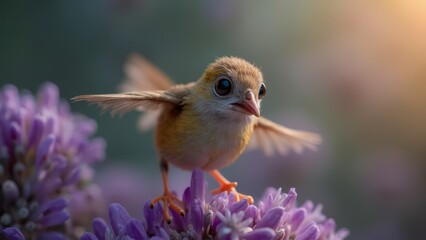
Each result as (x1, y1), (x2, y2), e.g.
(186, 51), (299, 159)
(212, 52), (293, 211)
(81, 169), (349, 240)
(0, 83), (105, 239)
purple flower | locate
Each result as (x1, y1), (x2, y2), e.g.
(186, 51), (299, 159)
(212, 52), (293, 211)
(0, 83), (106, 239)
(81, 169), (349, 240)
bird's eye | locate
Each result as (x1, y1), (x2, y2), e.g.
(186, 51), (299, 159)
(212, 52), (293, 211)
(214, 76), (232, 96)
(258, 83), (266, 99)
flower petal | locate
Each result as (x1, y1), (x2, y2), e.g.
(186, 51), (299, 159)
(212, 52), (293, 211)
(143, 200), (155, 234)
(1, 85), (19, 109)
(190, 198), (204, 236)
(35, 197), (68, 217)
(63, 167), (81, 185)
(190, 168), (205, 202)
(243, 228), (276, 240)
(10, 121), (21, 143)
(319, 218), (335, 238)
(3, 227), (25, 240)
(170, 206), (185, 232)
(39, 211), (69, 228)
(282, 188), (297, 209)
(244, 205), (259, 224)
(27, 116), (44, 149)
(126, 218), (148, 240)
(295, 224), (320, 240)
(80, 232), (99, 240)
(182, 186), (191, 207)
(290, 208), (306, 231)
(154, 225), (170, 240)
(109, 203), (131, 235)
(229, 198), (248, 214)
(39, 82), (59, 110)
(92, 217), (108, 239)
(255, 207), (284, 230)
(35, 134), (55, 169)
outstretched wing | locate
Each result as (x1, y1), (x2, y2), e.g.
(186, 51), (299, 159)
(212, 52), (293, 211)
(121, 54), (174, 91)
(120, 54), (175, 130)
(72, 91), (181, 116)
(247, 116), (321, 156)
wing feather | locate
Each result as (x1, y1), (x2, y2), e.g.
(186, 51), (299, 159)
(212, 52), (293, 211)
(121, 54), (173, 92)
(120, 54), (175, 130)
(72, 91), (180, 116)
(248, 116), (321, 156)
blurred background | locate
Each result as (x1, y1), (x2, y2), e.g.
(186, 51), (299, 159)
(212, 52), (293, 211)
(2, 0), (426, 239)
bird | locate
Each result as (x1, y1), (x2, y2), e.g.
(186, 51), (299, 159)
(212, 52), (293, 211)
(72, 55), (321, 222)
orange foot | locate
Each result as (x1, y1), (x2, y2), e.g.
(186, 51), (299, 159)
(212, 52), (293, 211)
(209, 170), (254, 204)
(150, 191), (185, 224)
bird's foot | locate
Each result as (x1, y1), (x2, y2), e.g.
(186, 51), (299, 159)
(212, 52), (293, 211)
(150, 191), (185, 224)
(211, 182), (254, 204)
(211, 181), (237, 195)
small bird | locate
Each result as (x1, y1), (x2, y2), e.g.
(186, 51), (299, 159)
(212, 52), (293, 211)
(72, 55), (320, 222)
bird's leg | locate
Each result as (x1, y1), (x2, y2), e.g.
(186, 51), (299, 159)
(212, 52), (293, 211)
(150, 160), (185, 223)
(209, 170), (254, 204)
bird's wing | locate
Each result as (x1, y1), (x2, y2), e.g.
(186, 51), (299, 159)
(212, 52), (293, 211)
(120, 54), (174, 92)
(72, 91), (181, 117)
(120, 54), (174, 130)
(247, 116), (321, 156)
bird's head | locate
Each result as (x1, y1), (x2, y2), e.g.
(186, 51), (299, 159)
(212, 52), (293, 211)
(192, 57), (265, 120)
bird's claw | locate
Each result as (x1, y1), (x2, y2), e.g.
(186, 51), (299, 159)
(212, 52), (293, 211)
(211, 182), (254, 204)
(234, 191), (254, 205)
(150, 191), (185, 223)
(211, 181), (237, 194)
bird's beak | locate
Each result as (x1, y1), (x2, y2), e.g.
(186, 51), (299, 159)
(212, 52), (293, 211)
(230, 91), (260, 117)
